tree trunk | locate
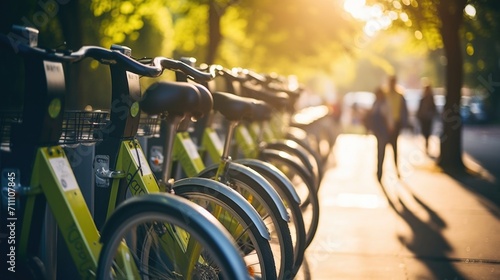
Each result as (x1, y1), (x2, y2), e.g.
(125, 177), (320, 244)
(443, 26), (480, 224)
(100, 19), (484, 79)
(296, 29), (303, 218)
(207, 0), (223, 64)
(437, 0), (467, 172)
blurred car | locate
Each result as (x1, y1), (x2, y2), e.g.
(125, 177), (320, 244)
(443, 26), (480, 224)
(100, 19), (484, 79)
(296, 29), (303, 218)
(460, 95), (490, 124)
(406, 87), (490, 124)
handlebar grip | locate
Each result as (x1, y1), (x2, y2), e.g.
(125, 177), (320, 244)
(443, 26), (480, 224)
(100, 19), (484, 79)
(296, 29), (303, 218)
(156, 57), (214, 81)
(212, 66), (246, 82)
(245, 70), (267, 84)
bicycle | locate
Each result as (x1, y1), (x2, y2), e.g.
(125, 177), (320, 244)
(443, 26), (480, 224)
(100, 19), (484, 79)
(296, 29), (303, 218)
(206, 67), (321, 248)
(0, 26), (248, 280)
(89, 45), (277, 278)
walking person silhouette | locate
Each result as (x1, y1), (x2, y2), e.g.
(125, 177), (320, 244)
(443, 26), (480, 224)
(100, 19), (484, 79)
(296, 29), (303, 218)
(366, 75), (409, 181)
(417, 80), (437, 155)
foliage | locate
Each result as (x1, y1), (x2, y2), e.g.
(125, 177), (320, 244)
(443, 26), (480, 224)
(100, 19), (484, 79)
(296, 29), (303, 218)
(462, 1), (500, 91)
(163, 0), (359, 78)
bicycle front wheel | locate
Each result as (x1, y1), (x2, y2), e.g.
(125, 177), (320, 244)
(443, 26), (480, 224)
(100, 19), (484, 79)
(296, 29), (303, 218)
(173, 177), (277, 279)
(96, 193), (248, 280)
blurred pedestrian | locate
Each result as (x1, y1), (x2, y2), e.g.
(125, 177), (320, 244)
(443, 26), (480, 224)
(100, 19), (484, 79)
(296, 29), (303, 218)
(365, 87), (390, 181)
(384, 75), (409, 178)
(417, 81), (437, 154)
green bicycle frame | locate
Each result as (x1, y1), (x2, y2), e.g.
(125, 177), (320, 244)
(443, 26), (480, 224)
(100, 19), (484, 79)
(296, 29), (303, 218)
(19, 146), (138, 279)
(105, 139), (204, 278)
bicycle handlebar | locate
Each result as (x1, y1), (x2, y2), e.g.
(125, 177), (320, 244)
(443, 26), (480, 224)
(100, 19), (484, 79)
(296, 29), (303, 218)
(138, 57), (215, 81)
(0, 33), (163, 77)
(206, 65), (247, 82)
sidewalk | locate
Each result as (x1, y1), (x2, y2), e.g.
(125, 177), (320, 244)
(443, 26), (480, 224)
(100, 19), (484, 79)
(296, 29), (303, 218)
(298, 133), (500, 280)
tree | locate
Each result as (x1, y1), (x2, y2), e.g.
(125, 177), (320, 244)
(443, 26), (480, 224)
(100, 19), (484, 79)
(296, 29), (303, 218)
(167, 0), (357, 76)
(368, 0), (474, 171)
(436, 0), (468, 171)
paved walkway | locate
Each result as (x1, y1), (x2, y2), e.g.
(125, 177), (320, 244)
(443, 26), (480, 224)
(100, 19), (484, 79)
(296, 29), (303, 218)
(298, 133), (500, 280)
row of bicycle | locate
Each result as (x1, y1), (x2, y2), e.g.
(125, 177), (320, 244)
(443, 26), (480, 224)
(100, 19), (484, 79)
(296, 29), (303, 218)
(0, 25), (335, 279)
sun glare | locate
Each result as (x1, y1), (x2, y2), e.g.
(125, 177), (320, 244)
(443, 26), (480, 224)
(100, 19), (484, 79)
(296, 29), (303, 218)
(343, 0), (393, 37)
(343, 0), (366, 17)
(464, 4), (476, 18)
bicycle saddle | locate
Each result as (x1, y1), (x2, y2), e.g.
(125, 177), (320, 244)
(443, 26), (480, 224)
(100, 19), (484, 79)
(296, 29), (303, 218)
(212, 91), (261, 121)
(249, 101), (272, 122)
(173, 82), (214, 132)
(241, 83), (289, 111)
(190, 83), (213, 120)
(140, 81), (201, 116)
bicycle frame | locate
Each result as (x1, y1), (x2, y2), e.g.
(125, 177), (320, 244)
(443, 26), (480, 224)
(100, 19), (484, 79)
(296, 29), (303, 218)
(19, 146), (101, 277)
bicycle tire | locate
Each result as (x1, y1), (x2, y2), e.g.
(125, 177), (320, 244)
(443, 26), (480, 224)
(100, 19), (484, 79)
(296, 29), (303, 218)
(264, 139), (321, 192)
(173, 178), (277, 279)
(235, 158), (306, 278)
(198, 162), (294, 279)
(259, 149), (320, 248)
(286, 131), (326, 183)
(96, 193), (249, 279)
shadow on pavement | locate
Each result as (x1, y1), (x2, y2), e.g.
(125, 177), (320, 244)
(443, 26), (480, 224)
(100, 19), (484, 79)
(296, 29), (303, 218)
(444, 163), (500, 219)
(377, 179), (465, 280)
(296, 256), (312, 280)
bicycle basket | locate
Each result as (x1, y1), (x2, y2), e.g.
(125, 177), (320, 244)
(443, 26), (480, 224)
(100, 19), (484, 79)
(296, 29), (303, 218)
(1, 110), (109, 147)
(60, 110), (110, 144)
(138, 114), (161, 137)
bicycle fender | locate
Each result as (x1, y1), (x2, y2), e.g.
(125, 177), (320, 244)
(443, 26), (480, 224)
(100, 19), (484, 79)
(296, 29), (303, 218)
(199, 163), (290, 222)
(99, 193), (249, 279)
(264, 139), (316, 176)
(234, 158), (301, 204)
(173, 177), (271, 240)
(258, 148), (317, 193)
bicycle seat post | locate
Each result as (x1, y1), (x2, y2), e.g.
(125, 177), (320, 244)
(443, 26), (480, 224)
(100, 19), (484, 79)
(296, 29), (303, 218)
(221, 121), (238, 161)
(159, 113), (184, 190)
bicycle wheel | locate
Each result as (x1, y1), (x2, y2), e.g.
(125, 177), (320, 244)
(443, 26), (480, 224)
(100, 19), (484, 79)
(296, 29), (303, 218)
(96, 194), (248, 279)
(174, 178), (276, 279)
(235, 158), (306, 277)
(264, 139), (321, 192)
(287, 128), (326, 181)
(198, 162), (294, 279)
(259, 149), (320, 248)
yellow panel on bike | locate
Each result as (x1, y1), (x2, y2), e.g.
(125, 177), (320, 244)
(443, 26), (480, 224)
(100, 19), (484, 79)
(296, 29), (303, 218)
(202, 128), (224, 163)
(235, 126), (258, 158)
(121, 140), (159, 194)
(33, 147), (100, 278)
(173, 132), (205, 177)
